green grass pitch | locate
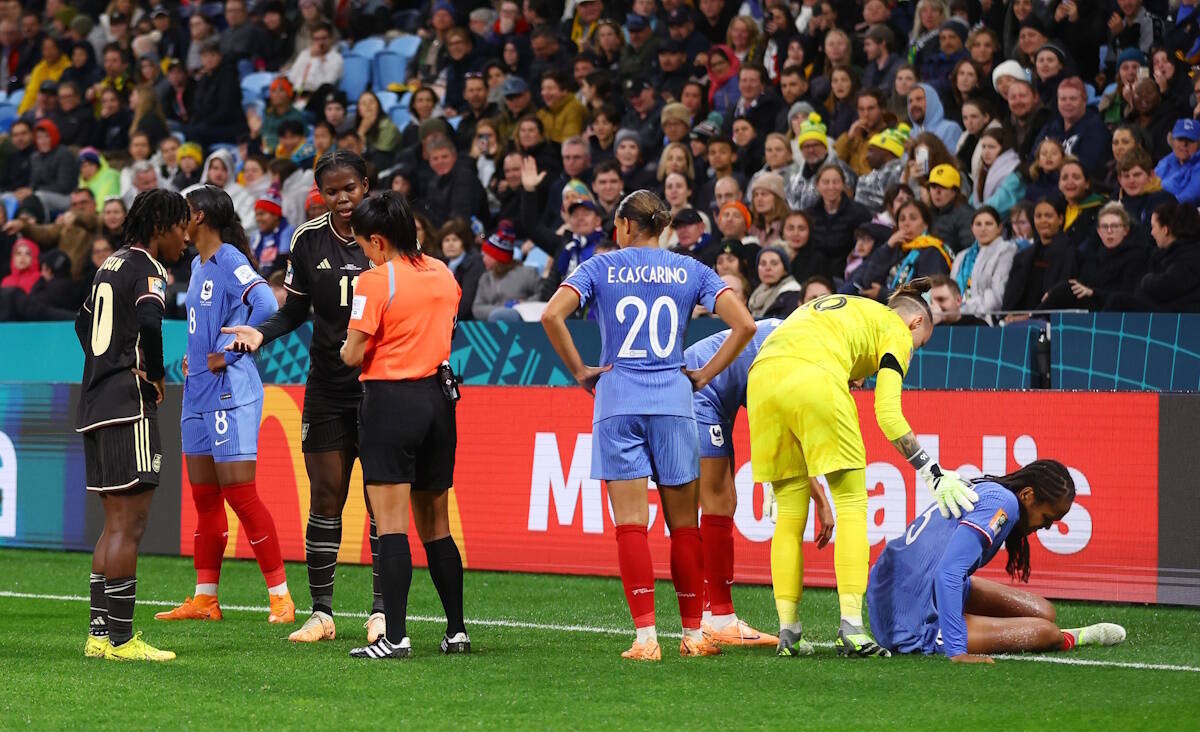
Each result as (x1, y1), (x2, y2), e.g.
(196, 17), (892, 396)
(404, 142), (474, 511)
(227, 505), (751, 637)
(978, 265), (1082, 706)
(1, 548), (1197, 730)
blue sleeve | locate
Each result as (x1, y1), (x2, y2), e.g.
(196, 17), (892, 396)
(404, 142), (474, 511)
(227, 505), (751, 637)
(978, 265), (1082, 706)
(562, 256), (597, 306)
(958, 486), (1019, 547)
(245, 280), (278, 327)
(278, 224), (294, 256)
(932, 524), (988, 658)
(693, 258), (729, 312)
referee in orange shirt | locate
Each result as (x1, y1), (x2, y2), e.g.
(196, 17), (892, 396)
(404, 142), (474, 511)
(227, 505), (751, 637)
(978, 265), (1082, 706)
(339, 192), (466, 660)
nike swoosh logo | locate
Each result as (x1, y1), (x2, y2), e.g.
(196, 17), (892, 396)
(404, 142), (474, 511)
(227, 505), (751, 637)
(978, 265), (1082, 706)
(250, 535), (268, 545)
(214, 439), (230, 446)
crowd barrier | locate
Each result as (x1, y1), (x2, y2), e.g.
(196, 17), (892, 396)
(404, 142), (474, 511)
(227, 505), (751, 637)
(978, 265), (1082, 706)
(2, 384), (1196, 607)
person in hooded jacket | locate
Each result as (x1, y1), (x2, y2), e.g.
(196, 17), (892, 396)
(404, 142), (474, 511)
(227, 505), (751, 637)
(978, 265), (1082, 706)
(1031, 77), (1111, 180)
(1042, 202), (1148, 311)
(201, 148), (256, 234)
(907, 83), (962, 153)
(29, 118), (79, 215)
(0, 238), (39, 294)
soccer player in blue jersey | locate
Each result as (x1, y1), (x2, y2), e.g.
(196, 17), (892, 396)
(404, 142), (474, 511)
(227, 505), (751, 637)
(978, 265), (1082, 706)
(867, 460), (1125, 663)
(155, 185), (295, 625)
(684, 319), (835, 650)
(542, 190), (756, 661)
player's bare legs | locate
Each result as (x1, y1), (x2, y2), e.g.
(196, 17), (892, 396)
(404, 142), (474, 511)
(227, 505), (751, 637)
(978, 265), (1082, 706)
(963, 579), (1124, 657)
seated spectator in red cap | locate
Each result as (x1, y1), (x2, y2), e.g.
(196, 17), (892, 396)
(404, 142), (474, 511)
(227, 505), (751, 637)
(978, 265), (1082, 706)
(259, 76), (305, 154)
(473, 221), (540, 322)
(29, 118), (79, 215)
(252, 190), (294, 276)
(304, 182), (327, 222)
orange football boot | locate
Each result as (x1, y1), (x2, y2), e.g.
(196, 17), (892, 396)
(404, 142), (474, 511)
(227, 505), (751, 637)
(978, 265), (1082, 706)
(268, 592), (296, 624)
(154, 594), (222, 621)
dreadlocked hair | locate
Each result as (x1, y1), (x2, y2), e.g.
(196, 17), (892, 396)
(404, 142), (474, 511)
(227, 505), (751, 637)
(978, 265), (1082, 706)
(973, 459), (1075, 583)
(122, 189), (189, 249)
(887, 276), (934, 321)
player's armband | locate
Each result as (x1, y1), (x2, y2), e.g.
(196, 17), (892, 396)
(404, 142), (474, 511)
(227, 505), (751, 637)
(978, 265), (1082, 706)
(879, 352), (905, 376)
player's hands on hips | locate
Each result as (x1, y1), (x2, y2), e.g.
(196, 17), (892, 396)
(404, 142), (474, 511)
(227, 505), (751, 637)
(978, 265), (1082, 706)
(950, 653), (994, 664)
(206, 353), (227, 373)
(682, 367), (711, 392)
(574, 364), (612, 394)
(181, 354), (188, 377)
(920, 465), (978, 519)
(762, 483), (777, 524)
(221, 325), (264, 353)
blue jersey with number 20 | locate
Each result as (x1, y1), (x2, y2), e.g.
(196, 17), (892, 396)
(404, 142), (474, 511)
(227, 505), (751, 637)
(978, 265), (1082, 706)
(562, 247), (728, 422)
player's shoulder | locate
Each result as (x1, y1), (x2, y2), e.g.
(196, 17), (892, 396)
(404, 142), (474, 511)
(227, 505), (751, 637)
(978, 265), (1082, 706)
(124, 246), (168, 279)
(972, 481), (1020, 514)
(216, 245), (261, 284)
(290, 212), (332, 251)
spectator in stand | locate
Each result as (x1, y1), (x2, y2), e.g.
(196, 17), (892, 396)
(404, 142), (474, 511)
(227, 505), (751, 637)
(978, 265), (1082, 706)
(927, 275), (988, 326)
(1044, 202), (1149, 311)
(160, 57), (193, 128)
(1127, 78), (1175, 163)
(779, 210), (831, 283)
(60, 40), (103, 93)
(621, 76), (664, 161)
(535, 199), (607, 300)
(800, 275), (836, 303)
(455, 72), (499, 151)
(1156, 119), (1200, 207)
(496, 76), (533, 144)
(1115, 201), (1200, 312)
(728, 64), (783, 138)
(441, 27), (486, 115)
(2, 187), (98, 281)
(151, 5), (188, 65)
(835, 89), (892, 177)
(1004, 196), (1078, 315)
(887, 199), (954, 292)
(17, 36), (69, 116)
(1107, 0), (1160, 58)
(275, 119), (316, 168)
(925, 164), (975, 254)
(257, 2), (293, 72)
(970, 129), (1025, 217)
(354, 91), (401, 170)
(287, 21), (342, 104)
(537, 70), (587, 144)
(260, 77), (305, 155)
(855, 125), (909, 211)
(920, 19), (969, 100)
(1059, 158), (1108, 251)
(421, 137), (489, 228)
(619, 13), (661, 79)
(91, 86), (131, 152)
(129, 84), (168, 148)
(219, 0), (265, 72)
(28, 118), (77, 216)
(202, 149), (257, 234)
(49, 81), (92, 148)
(862, 24), (902, 93)
(670, 207), (719, 266)
(806, 163), (873, 269)
(88, 43), (133, 109)
(473, 221), (540, 322)
(907, 83), (961, 152)
(251, 191), (293, 276)
(747, 172), (788, 247)
(0, 238), (40, 314)
(786, 114), (857, 212)
(0, 121), (35, 196)
(173, 142), (203, 191)
(20, 80), (59, 125)
(590, 159), (624, 229)
(1033, 77), (1111, 180)
(748, 246), (802, 318)
(951, 206), (1017, 317)
(184, 40), (247, 147)
(79, 235), (114, 288)
(1117, 147), (1176, 237)
(78, 148), (119, 210)
(1006, 79), (1053, 162)
(436, 218), (485, 323)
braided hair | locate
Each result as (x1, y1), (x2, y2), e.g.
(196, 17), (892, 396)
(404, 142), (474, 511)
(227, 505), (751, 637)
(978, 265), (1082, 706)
(973, 459), (1075, 583)
(314, 148), (369, 189)
(122, 189), (190, 250)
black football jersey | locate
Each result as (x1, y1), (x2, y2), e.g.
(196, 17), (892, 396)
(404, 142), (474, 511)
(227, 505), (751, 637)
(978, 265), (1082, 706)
(283, 212), (371, 397)
(75, 246), (167, 432)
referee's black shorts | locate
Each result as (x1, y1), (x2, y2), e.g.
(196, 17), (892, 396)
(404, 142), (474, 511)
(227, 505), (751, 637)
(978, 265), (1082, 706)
(358, 377), (456, 490)
(301, 386), (361, 454)
(83, 411), (162, 493)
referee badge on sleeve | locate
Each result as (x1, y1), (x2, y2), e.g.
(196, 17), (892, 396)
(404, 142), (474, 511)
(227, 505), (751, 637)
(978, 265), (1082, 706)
(351, 294), (367, 320)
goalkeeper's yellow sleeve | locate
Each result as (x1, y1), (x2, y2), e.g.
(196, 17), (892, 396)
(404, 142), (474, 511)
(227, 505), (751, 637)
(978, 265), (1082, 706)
(873, 364), (911, 441)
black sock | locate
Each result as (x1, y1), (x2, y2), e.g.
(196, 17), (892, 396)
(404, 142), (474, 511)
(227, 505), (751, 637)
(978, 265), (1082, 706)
(378, 533), (412, 644)
(89, 572), (108, 637)
(369, 517), (384, 614)
(425, 536), (465, 637)
(305, 513), (342, 616)
(104, 576), (136, 646)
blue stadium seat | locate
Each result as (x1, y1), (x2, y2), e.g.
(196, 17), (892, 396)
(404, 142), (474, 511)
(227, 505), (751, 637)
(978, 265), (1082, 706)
(243, 99), (265, 119)
(388, 34), (421, 58)
(389, 107), (412, 132)
(339, 53), (371, 100)
(352, 37), (385, 58)
(7, 89), (22, 108)
(375, 90), (398, 110)
(398, 91), (412, 109)
(241, 71), (275, 101)
(372, 52), (407, 91)
(0, 102), (17, 122)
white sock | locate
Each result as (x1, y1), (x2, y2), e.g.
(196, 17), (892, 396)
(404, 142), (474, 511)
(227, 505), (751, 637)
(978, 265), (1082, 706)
(841, 614), (864, 628)
(780, 621), (802, 635)
(268, 582), (288, 595)
(683, 628), (705, 642)
(635, 626), (658, 645)
(702, 609), (712, 624)
(195, 583), (218, 597)
(709, 612), (737, 631)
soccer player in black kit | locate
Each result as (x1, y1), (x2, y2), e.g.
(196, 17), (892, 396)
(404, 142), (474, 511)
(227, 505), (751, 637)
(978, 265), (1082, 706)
(223, 150), (385, 643)
(77, 189), (190, 661)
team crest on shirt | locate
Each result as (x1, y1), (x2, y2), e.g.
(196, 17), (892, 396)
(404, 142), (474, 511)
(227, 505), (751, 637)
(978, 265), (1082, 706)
(200, 279), (214, 302)
(709, 424), (725, 447)
(988, 509), (1008, 534)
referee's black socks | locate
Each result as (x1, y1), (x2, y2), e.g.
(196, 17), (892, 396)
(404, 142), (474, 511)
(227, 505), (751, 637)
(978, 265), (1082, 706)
(379, 533), (412, 644)
(425, 536), (466, 637)
(369, 517), (385, 615)
(104, 576), (136, 646)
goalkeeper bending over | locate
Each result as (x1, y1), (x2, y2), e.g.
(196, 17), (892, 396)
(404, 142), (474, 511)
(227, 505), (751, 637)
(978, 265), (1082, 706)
(747, 279), (978, 657)
(867, 459), (1125, 662)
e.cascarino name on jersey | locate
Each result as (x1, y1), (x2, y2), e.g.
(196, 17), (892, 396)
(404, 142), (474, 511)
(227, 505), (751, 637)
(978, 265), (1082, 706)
(605, 265), (690, 285)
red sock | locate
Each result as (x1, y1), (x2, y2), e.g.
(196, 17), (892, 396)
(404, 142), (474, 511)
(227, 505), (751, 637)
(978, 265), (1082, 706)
(670, 526), (704, 630)
(1061, 630), (1077, 651)
(701, 514), (735, 616)
(615, 524), (655, 628)
(224, 481), (287, 589)
(191, 482), (227, 586)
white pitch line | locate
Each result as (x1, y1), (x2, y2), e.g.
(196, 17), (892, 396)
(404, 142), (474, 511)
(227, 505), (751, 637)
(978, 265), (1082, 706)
(2, 590), (1196, 673)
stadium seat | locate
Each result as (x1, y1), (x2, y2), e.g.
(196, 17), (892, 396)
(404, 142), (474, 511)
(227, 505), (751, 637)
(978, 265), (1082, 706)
(375, 90), (398, 110)
(241, 71), (275, 101)
(389, 107), (412, 132)
(372, 52), (408, 91)
(0, 115), (13, 134)
(0, 102), (17, 122)
(339, 53), (371, 100)
(388, 34), (421, 58)
(352, 37), (385, 58)
(398, 90), (412, 109)
(7, 89), (22, 108)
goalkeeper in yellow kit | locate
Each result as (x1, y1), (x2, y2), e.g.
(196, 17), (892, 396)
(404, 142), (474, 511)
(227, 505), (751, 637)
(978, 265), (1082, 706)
(747, 279), (978, 657)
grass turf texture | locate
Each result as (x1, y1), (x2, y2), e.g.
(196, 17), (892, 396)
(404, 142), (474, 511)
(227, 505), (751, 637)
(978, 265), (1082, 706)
(1, 548), (1197, 730)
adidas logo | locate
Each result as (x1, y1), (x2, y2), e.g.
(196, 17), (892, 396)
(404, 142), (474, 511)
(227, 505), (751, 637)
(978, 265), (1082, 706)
(317, 259), (332, 270)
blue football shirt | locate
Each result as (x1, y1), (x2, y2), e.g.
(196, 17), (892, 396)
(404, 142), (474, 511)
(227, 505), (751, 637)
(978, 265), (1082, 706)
(562, 247), (728, 421)
(183, 244), (275, 413)
(685, 318), (781, 425)
(867, 482), (1020, 657)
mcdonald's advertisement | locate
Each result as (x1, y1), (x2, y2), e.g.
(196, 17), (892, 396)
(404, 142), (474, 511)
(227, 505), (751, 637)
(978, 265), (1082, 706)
(1, 383), (1196, 606)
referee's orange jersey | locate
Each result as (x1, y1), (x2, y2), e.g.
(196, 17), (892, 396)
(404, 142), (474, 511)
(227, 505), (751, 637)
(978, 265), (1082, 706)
(348, 254), (461, 381)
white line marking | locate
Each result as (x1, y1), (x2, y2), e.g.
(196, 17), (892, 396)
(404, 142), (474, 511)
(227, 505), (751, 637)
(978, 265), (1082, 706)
(1, 590), (1194, 673)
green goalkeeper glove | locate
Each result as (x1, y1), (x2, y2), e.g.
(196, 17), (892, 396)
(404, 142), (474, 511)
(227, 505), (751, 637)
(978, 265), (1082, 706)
(919, 464), (978, 519)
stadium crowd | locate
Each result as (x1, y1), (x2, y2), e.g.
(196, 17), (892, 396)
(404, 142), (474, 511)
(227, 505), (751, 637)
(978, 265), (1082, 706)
(3, 0), (1200, 324)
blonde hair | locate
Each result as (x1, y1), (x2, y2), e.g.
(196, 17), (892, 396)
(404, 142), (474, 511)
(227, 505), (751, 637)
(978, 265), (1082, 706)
(656, 142), (695, 183)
